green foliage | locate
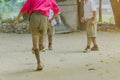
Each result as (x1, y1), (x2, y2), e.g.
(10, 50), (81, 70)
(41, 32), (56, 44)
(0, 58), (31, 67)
(0, 14), (2, 19)
(56, 0), (67, 2)
(20, 1), (25, 6)
(1, 18), (13, 23)
(4, 0), (10, 2)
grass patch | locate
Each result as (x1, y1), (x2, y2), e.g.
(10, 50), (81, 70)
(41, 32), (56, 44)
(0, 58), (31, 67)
(97, 17), (114, 23)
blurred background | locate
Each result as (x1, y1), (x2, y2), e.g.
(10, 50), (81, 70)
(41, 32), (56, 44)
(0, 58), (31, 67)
(0, 0), (120, 33)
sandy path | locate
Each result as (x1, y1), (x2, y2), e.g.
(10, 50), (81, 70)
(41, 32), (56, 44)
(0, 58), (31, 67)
(0, 31), (120, 80)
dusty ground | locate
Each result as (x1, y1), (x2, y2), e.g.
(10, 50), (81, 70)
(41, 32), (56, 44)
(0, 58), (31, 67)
(0, 31), (120, 80)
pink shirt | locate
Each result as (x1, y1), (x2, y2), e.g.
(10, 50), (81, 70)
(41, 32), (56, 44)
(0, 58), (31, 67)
(20, 0), (60, 16)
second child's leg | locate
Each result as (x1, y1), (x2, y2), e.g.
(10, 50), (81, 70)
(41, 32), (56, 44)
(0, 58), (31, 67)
(48, 35), (52, 50)
(87, 37), (92, 48)
(83, 37), (92, 53)
(91, 37), (99, 51)
(48, 27), (53, 50)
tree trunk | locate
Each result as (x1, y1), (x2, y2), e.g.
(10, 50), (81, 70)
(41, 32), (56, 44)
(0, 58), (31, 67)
(99, 0), (102, 22)
(110, 0), (120, 28)
(77, 0), (85, 30)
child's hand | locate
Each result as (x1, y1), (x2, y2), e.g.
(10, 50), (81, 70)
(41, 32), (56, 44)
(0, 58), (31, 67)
(13, 20), (18, 27)
(91, 20), (95, 25)
(81, 17), (85, 23)
(58, 20), (62, 25)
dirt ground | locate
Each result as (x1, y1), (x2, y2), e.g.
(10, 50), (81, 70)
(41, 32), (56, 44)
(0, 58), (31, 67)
(0, 31), (120, 80)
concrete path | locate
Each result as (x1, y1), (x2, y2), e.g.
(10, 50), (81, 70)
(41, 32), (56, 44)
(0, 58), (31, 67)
(0, 31), (120, 80)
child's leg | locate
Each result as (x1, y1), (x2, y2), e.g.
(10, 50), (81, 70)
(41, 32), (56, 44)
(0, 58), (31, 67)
(91, 37), (99, 51)
(47, 27), (53, 50)
(48, 35), (52, 48)
(32, 34), (43, 70)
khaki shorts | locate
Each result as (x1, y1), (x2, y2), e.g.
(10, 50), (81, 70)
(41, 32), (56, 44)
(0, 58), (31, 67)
(29, 12), (48, 35)
(85, 19), (97, 38)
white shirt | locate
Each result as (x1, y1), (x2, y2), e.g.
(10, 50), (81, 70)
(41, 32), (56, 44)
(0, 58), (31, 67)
(48, 9), (57, 26)
(84, 0), (97, 19)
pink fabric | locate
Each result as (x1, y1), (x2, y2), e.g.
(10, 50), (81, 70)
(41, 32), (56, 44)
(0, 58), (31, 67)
(20, 0), (60, 16)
